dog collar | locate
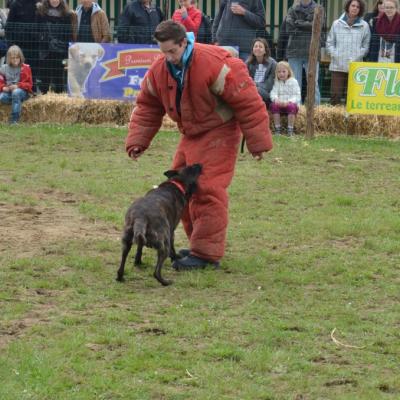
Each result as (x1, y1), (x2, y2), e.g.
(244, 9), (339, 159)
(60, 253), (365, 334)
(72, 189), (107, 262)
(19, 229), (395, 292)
(170, 180), (186, 195)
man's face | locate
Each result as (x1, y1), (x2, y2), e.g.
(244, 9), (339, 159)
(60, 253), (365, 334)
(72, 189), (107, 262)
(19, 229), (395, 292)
(348, 1), (360, 18)
(158, 38), (187, 65)
(81, 0), (93, 9)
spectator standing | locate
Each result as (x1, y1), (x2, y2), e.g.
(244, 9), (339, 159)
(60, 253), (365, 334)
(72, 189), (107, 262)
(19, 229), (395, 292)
(364, 0), (385, 25)
(172, 0), (202, 39)
(117, 0), (164, 44)
(212, 0), (266, 61)
(36, 0), (76, 94)
(75, 0), (110, 43)
(326, 0), (370, 105)
(246, 37), (276, 106)
(368, 0), (400, 62)
(0, 7), (8, 60)
(276, 16), (288, 61)
(125, 21), (273, 269)
(270, 61), (301, 136)
(286, 0), (322, 105)
(0, 45), (32, 123)
(5, 0), (39, 92)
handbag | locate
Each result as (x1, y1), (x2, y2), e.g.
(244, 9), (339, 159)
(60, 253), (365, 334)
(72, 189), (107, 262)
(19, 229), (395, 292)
(46, 22), (66, 54)
(49, 37), (66, 54)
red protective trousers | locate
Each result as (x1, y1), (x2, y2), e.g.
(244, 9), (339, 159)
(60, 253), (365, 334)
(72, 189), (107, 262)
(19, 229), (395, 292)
(171, 120), (241, 262)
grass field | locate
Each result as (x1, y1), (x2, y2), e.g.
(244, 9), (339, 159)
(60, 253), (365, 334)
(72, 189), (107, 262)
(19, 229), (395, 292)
(0, 124), (399, 399)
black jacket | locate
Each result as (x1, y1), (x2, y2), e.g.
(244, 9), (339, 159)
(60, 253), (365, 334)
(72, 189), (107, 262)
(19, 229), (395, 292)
(36, 10), (74, 60)
(117, 0), (164, 44)
(5, 0), (38, 51)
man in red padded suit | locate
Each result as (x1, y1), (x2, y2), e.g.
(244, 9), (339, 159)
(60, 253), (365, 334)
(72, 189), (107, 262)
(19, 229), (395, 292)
(125, 20), (273, 270)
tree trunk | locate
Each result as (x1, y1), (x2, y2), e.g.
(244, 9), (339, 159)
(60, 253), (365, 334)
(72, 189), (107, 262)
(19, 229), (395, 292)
(306, 5), (324, 139)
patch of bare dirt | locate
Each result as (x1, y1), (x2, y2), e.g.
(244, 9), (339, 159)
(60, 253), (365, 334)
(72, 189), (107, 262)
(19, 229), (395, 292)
(0, 190), (120, 258)
(0, 303), (54, 350)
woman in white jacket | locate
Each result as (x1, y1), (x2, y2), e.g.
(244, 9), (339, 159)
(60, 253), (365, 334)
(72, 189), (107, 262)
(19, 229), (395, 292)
(326, 0), (370, 105)
(270, 61), (301, 136)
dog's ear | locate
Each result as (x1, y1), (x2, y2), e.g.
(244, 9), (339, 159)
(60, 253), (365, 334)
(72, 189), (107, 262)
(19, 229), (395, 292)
(97, 47), (105, 59)
(164, 169), (178, 179)
(69, 45), (80, 61)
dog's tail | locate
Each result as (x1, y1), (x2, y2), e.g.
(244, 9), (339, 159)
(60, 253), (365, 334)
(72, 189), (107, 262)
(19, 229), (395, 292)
(133, 218), (147, 246)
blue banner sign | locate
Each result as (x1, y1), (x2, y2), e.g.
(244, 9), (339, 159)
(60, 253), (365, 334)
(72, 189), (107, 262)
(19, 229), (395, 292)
(68, 43), (161, 101)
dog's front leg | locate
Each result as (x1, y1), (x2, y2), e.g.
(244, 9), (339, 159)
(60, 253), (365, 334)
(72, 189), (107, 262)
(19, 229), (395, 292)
(154, 249), (172, 286)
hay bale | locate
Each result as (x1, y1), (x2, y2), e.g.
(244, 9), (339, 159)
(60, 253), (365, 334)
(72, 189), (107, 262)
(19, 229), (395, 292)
(0, 93), (178, 130)
(294, 105), (400, 137)
(1, 93), (398, 137)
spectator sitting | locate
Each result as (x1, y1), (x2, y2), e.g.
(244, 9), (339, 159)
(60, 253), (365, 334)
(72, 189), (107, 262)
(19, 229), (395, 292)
(326, 0), (370, 105)
(364, 0), (385, 25)
(367, 0), (400, 63)
(246, 37), (276, 107)
(36, 0), (76, 94)
(0, 45), (32, 124)
(212, 0), (266, 61)
(75, 0), (111, 43)
(172, 0), (202, 39)
(270, 61), (301, 136)
(117, 0), (165, 44)
(286, 0), (323, 105)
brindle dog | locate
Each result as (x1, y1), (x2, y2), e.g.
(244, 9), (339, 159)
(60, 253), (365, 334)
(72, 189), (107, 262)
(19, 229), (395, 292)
(117, 164), (202, 286)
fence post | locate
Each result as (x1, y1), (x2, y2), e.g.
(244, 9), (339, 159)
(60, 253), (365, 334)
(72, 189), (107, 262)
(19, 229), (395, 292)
(305, 5), (323, 139)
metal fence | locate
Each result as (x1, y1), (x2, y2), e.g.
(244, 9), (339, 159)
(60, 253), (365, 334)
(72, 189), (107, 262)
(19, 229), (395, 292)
(1, 19), (388, 107)
(0, 0), (378, 39)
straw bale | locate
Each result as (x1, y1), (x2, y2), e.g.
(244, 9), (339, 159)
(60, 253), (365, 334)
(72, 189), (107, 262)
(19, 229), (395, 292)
(0, 93), (398, 137)
(292, 105), (400, 137)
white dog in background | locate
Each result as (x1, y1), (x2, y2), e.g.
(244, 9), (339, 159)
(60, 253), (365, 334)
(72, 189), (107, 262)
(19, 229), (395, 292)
(68, 43), (104, 97)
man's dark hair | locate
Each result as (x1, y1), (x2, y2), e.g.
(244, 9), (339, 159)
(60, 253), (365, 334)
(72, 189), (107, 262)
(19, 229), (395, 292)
(344, 0), (366, 17)
(154, 20), (187, 44)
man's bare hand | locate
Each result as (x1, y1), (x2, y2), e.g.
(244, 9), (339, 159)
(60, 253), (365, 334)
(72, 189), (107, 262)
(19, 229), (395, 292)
(230, 4), (246, 15)
(129, 147), (143, 160)
(252, 152), (263, 161)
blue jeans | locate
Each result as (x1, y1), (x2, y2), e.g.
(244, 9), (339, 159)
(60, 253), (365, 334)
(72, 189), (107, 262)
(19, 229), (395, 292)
(288, 58), (321, 105)
(0, 88), (29, 123)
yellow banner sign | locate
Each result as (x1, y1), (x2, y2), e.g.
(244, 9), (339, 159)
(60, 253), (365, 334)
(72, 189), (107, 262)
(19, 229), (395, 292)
(346, 62), (400, 116)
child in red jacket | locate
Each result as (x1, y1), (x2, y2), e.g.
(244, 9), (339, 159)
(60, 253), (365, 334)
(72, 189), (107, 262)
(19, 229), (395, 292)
(0, 45), (33, 124)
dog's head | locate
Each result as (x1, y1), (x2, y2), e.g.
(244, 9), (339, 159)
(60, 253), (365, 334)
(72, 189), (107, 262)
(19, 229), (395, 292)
(164, 163), (202, 197)
(69, 43), (104, 73)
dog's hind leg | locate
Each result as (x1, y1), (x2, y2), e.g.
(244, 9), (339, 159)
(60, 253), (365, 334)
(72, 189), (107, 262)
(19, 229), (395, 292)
(154, 247), (172, 286)
(134, 236), (144, 266)
(169, 231), (178, 261)
(116, 228), (133, 282)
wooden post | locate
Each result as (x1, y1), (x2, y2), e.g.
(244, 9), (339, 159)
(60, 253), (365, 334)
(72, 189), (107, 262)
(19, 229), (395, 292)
(305, 5), (324, 139)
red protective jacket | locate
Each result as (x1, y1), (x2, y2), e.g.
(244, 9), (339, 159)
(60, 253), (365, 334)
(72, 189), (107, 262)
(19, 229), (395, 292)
(172, 6), (202, 38)
(0, 63), (33, 93)
(126, 43), (272, 156)
(126, 43), (272, 261)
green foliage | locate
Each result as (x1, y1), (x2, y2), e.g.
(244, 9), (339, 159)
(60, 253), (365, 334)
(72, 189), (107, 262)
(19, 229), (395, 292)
(1, 125), (400, 399)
